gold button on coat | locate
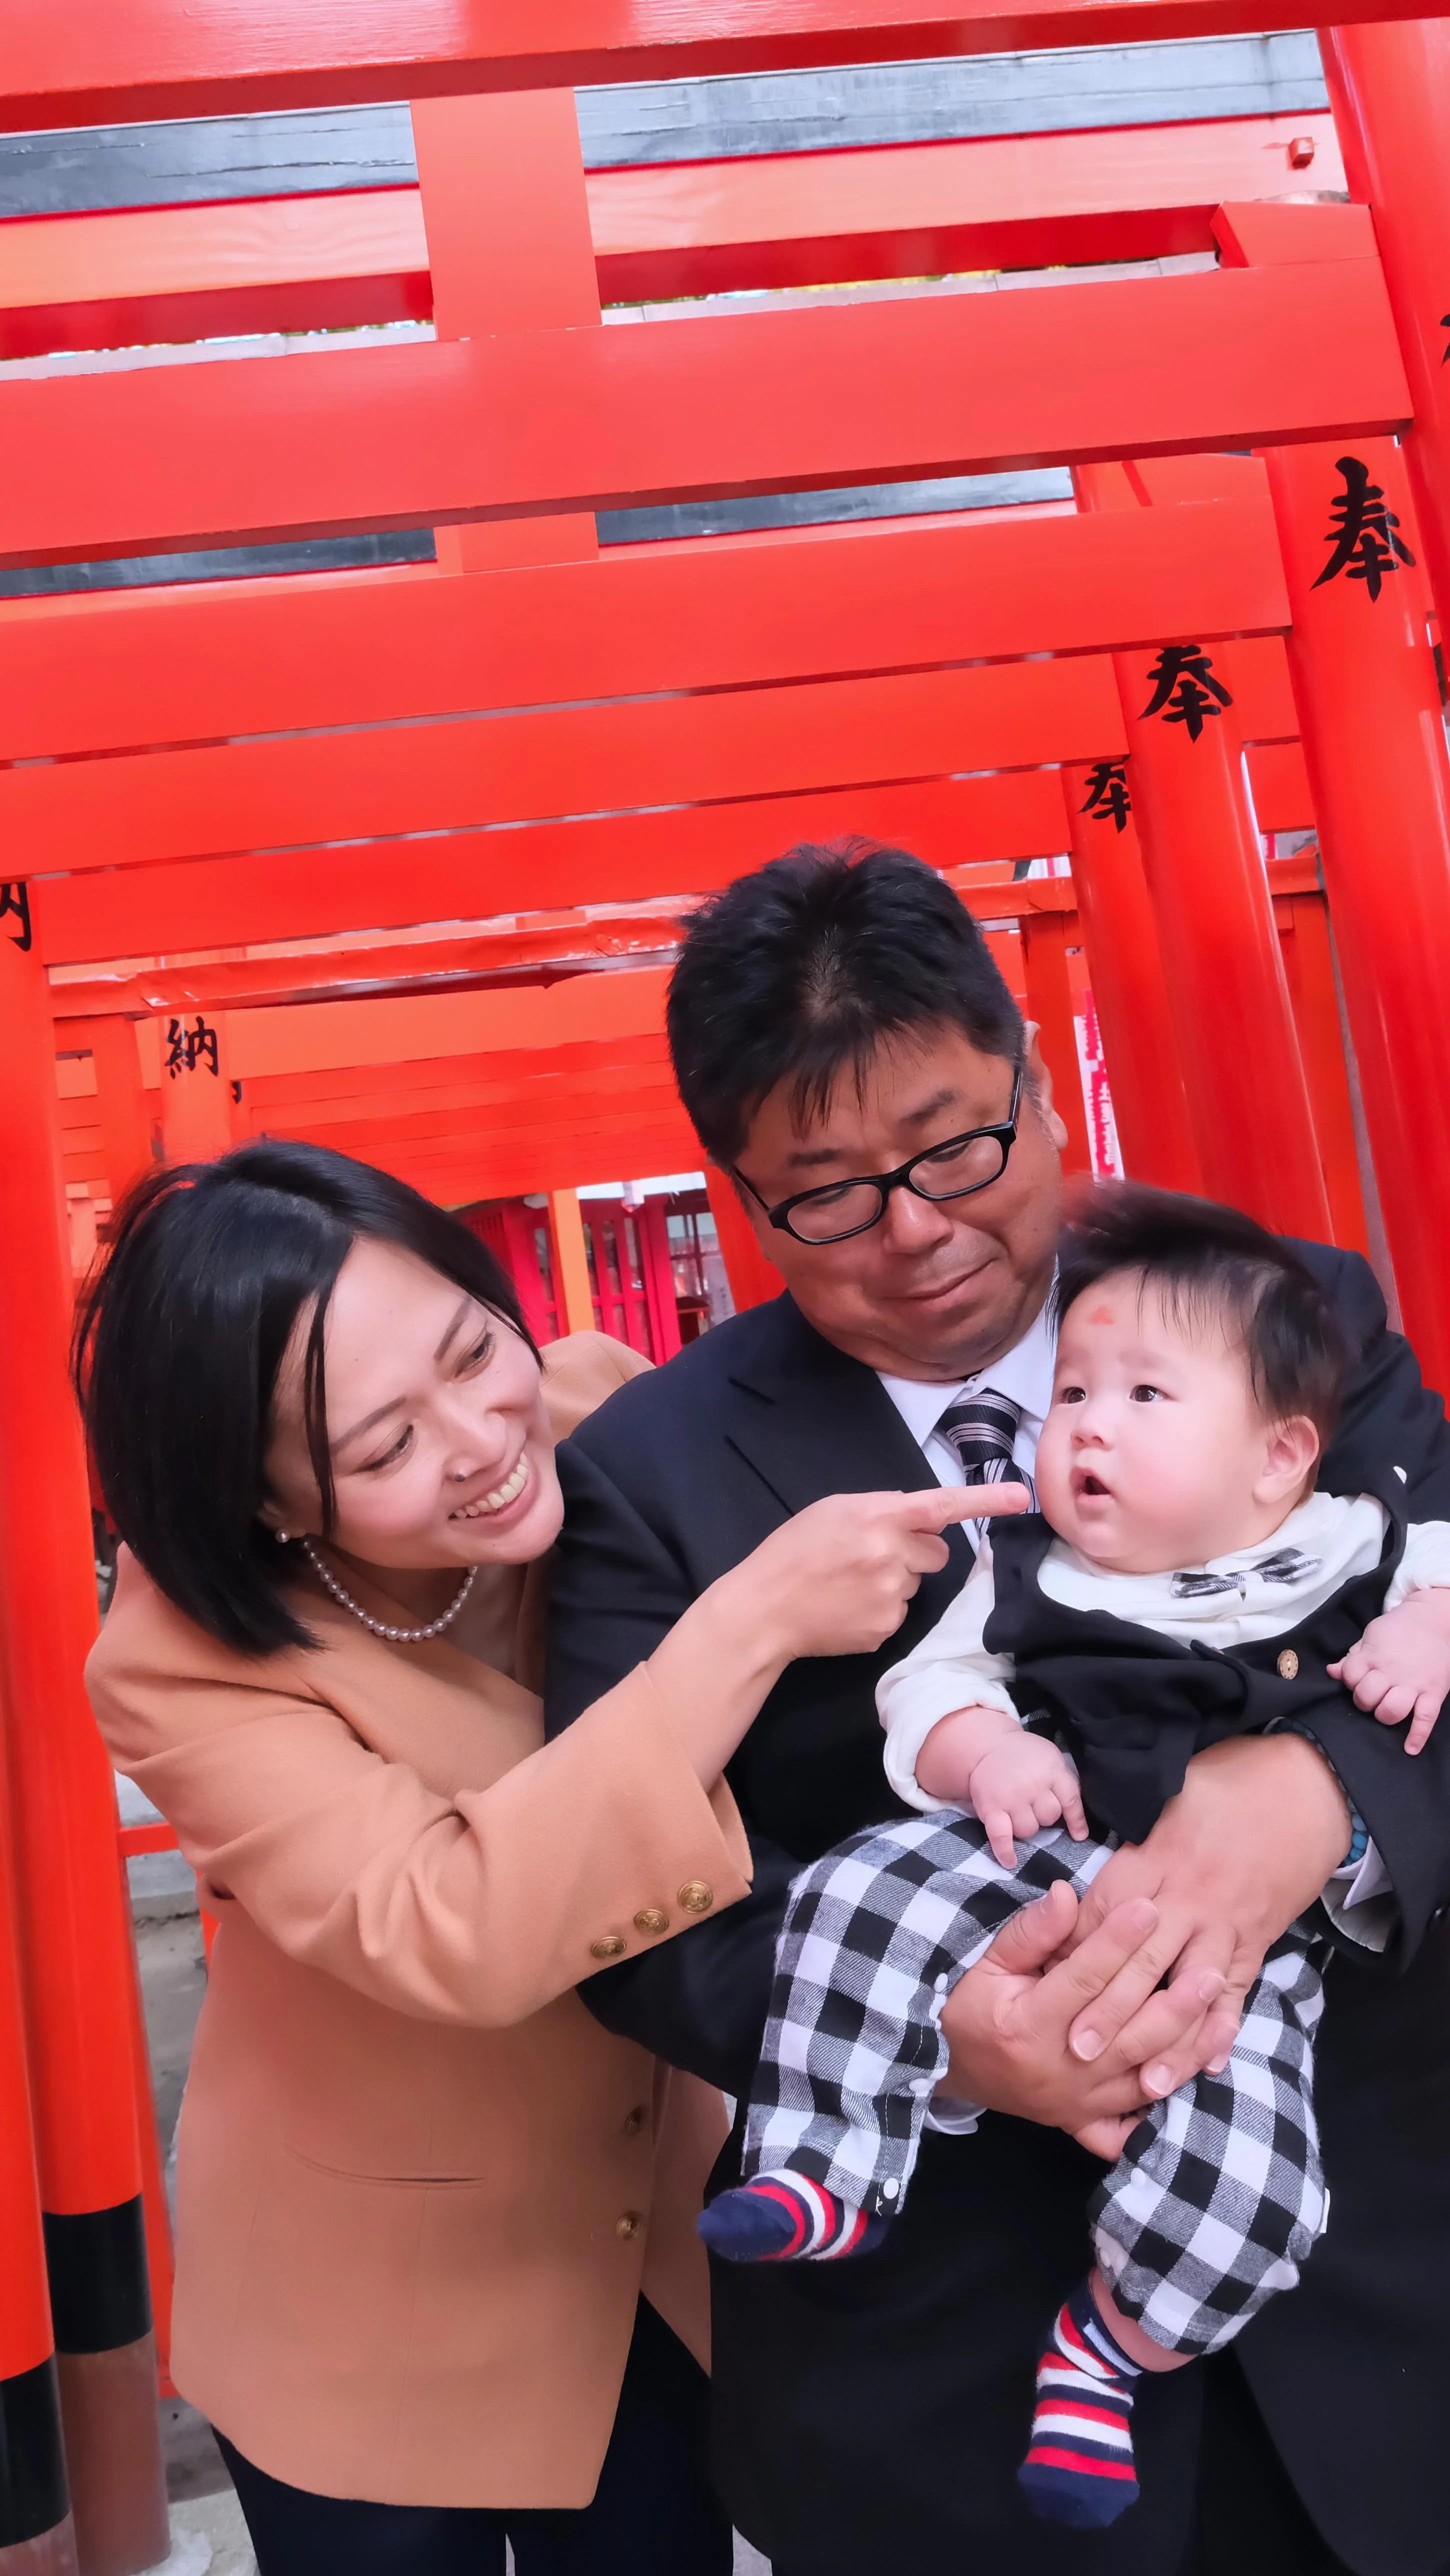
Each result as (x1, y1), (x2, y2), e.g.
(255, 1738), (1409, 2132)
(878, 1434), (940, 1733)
(678, 1880), (714, 1914)
(590, 1935), (627, 1960)
(634, 1907), (669, 1936)
(1278, 1649), (1300, 1680)
(615, 2210), (645, 2240)
(623, 2106), (648, 2138)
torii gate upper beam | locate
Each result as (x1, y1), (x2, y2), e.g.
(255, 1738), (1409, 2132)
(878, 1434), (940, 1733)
(0, 0), (1428, 132)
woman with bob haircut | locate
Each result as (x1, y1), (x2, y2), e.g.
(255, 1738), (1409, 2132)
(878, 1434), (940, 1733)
(79, 1140), (977, 2575)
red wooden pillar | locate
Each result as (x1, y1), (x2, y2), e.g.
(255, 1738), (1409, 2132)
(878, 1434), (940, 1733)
(412, 90), (599, 574)
(1074, 466), (1330, 1237)
(1275, 891), (1370, 1262)
(0, 930), (168, 2576)
(156, 1007), (234, 1164)
(1321, 20), (1450, 638)
(1060, 763), (1202, 1192)
(0, 1738), (78, 2576)
(1018, 908), (1092, 1177)
(71, 1020), (152, 1215)
(1256, 432), (1450, 1390)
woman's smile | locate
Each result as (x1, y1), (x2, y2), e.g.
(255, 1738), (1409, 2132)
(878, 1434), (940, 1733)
(450, 1454), (532, 1521)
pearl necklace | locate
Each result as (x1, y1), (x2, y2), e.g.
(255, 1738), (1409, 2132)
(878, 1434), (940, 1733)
(302, 1539), (476, 1643)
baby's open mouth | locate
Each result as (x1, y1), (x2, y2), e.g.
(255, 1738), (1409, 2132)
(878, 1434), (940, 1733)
(1076, 1472), (1110, 1498)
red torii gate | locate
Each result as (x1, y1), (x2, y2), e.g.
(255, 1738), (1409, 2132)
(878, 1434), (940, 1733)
(6, 20), (1450, 2575)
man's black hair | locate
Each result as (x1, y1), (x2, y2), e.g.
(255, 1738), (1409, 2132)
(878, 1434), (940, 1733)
(1054, 1182), (1349, 1443)
(666, 838), (1025, 1166)
(74, 1139), (536, 1658)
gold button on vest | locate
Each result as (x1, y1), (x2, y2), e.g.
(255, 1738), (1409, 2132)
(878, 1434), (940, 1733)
(615, 2210), (645, 2240)
(1278, 1649), (1300, 1680)
(634, 1906), (670, 1936)
(623, 2106), (648, 2138)
(590, 1935), (627, 1960)
(678, 1880), (714, 1914)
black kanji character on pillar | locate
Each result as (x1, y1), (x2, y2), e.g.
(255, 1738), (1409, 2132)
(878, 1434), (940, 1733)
(164, 1014), (220, 1078)
(1079, 760), (1132, 832)
(1139, 646), (1234, 742)
(0, 881), (32, 952)
(1313, 454), (1416, 602)
(1440, 310), (1450, 363)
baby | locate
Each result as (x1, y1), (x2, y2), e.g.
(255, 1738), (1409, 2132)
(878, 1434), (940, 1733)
(700, 1186), (1450, 2530)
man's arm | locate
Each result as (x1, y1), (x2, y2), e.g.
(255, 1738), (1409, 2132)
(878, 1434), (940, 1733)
(1298, 1242), (1450, 1956)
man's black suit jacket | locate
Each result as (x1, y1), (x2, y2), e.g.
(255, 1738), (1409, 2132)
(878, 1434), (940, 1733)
(546, 1245), (1450, 2576)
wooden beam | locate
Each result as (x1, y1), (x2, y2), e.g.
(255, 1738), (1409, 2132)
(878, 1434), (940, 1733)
(0, 254), (1407, 565)
(30, 771), (1070, 965)
(0, 116), (1342, 360)
(2, 656), (1126, 874)
(0, 494), (1284, 763)
(588, 112), (1344, 299)
(0, 2), (1420, 133)
(0, 191), (430, 360)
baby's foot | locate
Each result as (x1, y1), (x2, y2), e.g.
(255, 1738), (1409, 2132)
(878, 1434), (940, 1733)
(698, 2174), (887, 2263)
(1018, 2282), (1142, 2528)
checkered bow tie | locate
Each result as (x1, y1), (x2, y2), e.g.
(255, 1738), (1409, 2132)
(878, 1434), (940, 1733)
(935, 1389), (1037, 1510)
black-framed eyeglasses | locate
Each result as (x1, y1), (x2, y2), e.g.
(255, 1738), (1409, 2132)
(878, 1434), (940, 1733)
(733, 1067), (1023, 1246)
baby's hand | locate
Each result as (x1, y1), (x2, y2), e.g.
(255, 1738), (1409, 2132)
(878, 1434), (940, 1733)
(968, 1734), (1089, 1868)
(1328, 1592), (1450, 1755)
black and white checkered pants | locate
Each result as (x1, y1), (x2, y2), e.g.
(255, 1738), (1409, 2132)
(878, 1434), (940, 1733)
(744, 1812), (1329, 2355)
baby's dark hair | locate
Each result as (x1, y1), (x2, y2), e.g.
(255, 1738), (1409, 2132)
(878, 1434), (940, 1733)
(1054, 1183), (1350, 1447)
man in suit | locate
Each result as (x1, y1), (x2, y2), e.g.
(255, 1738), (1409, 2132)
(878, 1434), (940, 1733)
(545, 843), (1450, 2576)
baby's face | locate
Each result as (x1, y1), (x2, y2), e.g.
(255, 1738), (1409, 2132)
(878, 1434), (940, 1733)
(1035, 1270), (1314, 1575)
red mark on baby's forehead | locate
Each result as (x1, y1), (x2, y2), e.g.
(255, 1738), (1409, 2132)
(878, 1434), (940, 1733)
(1084, 1302), (1118, 1326)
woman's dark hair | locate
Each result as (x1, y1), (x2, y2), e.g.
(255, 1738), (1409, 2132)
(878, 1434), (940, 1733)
(74, 1140), (536, 1660)
(667, 838), (1025, 1166)
(1054, 1182), (1349, 1445)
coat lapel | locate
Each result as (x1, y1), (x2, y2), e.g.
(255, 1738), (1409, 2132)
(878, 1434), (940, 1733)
(722, 1296), (974, 1593)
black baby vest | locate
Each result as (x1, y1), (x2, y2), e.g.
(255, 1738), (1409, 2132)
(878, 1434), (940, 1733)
(982, 1501), (1406, 1845)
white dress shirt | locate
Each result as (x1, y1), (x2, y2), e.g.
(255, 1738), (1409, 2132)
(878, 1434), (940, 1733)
(876, 1294), (1056, 1489)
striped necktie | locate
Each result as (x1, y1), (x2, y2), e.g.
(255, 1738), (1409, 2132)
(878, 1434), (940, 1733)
(936, 1389), (1036, 1512)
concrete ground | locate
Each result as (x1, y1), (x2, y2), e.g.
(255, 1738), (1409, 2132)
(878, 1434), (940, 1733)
(132, 1856), (769, 2574)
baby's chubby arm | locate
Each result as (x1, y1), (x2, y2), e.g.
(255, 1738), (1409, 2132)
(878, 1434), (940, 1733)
(878, 1542), (1088, 1866)
(916, 1706), (1089, 1868)
(1329, 1521), (1450, 1756)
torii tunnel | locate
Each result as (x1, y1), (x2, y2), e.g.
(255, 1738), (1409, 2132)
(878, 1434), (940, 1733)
(4, 5), (1450, 2570)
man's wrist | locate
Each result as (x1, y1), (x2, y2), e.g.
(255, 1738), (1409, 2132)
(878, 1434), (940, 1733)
(1271, 1722), (1360, 1866)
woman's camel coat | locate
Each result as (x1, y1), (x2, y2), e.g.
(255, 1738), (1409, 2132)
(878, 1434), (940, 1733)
(86, 1334), (752, 2509)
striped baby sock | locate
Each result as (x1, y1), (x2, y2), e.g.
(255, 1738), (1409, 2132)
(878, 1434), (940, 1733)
(1018, 2280), (1143, 2528)
(698, 2174), (888, 2263)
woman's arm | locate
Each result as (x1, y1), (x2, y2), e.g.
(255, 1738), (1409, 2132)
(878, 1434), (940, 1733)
(87, 1486), (986, 2038)
(92, 1643), (757, 2032)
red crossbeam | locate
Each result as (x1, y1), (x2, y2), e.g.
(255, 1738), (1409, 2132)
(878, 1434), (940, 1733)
(2, 658), (1127, 875)
(0, 193), (430, 362)
(0, 497), (1284, 762)
(29, 773), (1069, 966)
(0, 2), (1428, 131)
(0, 257), (1408, 566)
(589, 115), (1344, 300)
(0, 118), (1341, 360)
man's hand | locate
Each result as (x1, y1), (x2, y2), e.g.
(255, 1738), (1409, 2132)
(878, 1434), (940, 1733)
(1329, 1588), (1450, 1754)
(1062, 1733), (1352, 2094)
(938, 1880), (1226, 2143)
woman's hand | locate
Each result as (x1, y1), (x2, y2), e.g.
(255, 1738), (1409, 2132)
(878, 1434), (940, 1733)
(1058, 1732), (1352, 2094)
(937, 1880), (1226, 2144)
(734, 1484), (1032, 1667)
(649, 1484), (1030, 1788)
